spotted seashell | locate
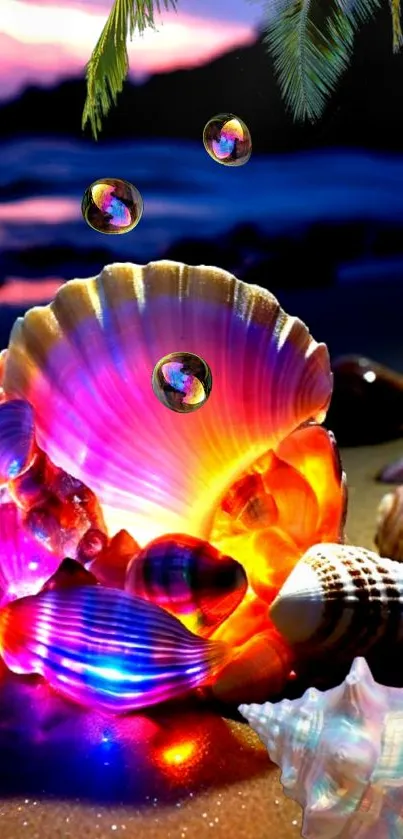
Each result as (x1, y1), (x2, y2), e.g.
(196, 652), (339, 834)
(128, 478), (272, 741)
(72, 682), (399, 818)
(125, 533), (247, 635)
(239, 657), (403, 839)
(375, 486), (403, 562)
(0, 586), (230, 712)
(269, 542), (403, 664)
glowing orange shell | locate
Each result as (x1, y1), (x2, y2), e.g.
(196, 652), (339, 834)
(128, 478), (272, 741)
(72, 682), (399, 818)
(2, 261), (346, 703)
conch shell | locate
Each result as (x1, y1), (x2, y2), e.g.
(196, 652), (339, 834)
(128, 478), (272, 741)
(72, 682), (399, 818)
(1, 261), (346, 702)
(239, 657), (403, 839)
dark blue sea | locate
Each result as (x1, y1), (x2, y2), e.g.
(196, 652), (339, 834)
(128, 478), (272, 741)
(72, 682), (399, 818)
(1, 137), (403, 357)
(1, 138), (403, 283)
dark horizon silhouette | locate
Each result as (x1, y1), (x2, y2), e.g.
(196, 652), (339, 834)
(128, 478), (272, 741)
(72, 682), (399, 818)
(0, 8), (402, 152)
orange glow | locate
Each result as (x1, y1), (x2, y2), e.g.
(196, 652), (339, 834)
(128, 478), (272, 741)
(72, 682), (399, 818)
(0, 2), (257, 99)
(211, 625), (294, 705)
(275, 424), (345, 539)
(161, 739), (197, 767)
(206, 423), (345, 702)
(210, 424), (344, 604)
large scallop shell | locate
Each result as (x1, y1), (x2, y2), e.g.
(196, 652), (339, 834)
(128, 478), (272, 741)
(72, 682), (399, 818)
(2, 261), (332, 547)
(239, 657), (403, 839)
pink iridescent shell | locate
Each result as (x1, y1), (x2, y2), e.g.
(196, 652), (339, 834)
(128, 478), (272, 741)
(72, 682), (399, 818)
(2, 261), (346, 702)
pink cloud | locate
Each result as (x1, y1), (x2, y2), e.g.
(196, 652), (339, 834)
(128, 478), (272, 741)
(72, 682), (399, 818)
(0, 277), (63, 304)
(0, 3), (257, 100)
(0, 196), (79, 224)
(0, 33), (84, 99)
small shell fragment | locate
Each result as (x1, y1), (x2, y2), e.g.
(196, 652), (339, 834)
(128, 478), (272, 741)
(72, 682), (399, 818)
(375, 486), (403, 562)
(0, 399), (35, 485)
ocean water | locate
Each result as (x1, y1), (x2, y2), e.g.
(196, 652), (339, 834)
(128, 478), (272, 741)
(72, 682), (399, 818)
(1, 138), (403, 281)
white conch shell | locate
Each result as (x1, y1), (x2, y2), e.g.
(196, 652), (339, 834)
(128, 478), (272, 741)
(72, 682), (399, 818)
(240, 657), (403, 839)
(269, 542), (403, 661)
(375, 486), (403, 562)
(3, 261), (332, 545)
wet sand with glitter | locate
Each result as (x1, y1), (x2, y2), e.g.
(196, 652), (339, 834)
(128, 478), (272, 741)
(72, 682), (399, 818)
(0, 437), (400, 839)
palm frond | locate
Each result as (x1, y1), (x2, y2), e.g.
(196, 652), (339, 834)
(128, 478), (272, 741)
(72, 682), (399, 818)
(82, 0), (177, 139)
(336, 0), (380, 25)
(263, 0), (380, 123)
(390, 0), (403, 51)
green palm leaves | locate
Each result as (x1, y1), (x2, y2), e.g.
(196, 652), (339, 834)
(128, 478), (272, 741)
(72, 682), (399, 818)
(263, 0), (402, 122)
(390, 0), (403, 50)
(82, 0), (177, 139)
(82, 0), (402, 138)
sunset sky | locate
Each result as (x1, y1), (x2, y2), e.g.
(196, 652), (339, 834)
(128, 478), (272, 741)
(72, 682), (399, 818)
(0, 0), (264, 100)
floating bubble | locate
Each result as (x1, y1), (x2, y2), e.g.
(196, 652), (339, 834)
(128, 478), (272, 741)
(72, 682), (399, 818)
(203, 114), (252, 166)
(152, 352), (212, 414)
(81, 178), (143, 234)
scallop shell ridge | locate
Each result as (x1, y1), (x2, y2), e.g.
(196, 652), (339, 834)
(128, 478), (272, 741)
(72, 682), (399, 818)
(3, 261), (332, 545)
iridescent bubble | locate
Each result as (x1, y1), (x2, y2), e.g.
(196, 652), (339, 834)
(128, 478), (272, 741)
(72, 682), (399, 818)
(203, 114), (252, 166)
(81, 178), (143, 234)
(152, 352), (212, 414)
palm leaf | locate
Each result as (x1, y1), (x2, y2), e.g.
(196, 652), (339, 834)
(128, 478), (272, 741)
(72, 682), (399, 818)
(390, 0), (403, 51)
(263, 0), (380, 122)
(82, 0), (177, 139)
(336, 0), (380, 24)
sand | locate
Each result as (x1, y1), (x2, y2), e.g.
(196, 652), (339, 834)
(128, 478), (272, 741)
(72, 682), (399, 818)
(0, 437), (401, 839)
